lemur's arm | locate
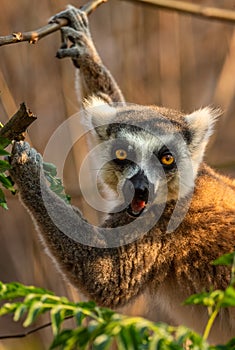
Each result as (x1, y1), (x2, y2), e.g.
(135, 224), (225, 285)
(53, 7), (125, 103)
(9, 142), (158, 307)
(8, 8), (159, 307)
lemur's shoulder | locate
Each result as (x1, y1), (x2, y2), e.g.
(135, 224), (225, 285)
(193, 163), (235, 210)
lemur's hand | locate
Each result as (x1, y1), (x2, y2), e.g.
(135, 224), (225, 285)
(9, 141), (43, 189)
(50, 6), (96, 67)
(50, 5), (124, 103)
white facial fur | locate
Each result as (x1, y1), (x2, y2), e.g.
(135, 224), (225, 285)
(114, 129), (194, 203)
(83, 99), (220, 205)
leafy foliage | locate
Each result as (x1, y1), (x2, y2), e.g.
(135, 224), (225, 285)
(0, 281), (208, 349)
(185, 287), (235, 309)
(185, 253), (235, 341)
(0, 132), (70, 209)
(0, 279), (235, 349)
(0, 136), (15, 209)
(212, 252), (235, 267)
(43, 162), (71, 204)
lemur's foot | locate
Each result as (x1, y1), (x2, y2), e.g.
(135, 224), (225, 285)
(10, 141), (43, 186)
(50, 6), (93, 65)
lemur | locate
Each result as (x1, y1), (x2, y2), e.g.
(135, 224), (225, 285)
(9, 6), (235, 343)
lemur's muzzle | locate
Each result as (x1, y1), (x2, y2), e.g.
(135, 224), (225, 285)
(123, 170), (153, 217)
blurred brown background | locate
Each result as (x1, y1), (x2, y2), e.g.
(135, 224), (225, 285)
(0, 0), (235, 348)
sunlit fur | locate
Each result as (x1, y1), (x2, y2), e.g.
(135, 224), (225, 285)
(84, 100), (220, 205)
(9, 7), (235, 345)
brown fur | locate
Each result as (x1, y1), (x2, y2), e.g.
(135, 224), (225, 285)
(9, 8), (235, 344)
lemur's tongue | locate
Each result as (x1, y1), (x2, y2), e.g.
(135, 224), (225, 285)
(126, 182), (149, 217)
(130, 198), (146, 216)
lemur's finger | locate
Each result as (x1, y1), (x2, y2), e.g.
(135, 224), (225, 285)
(10, 141), (31, 166)
(56, 47), (80, 59)
(49, 6), (90, 34)
(11, 141), (42, 165)
(12, 141), (30, 156)
(56, 27), (88, 59)
(49, 7), (81, 30)
(60, 27), (85, 45)
(75, 9), (89, 30)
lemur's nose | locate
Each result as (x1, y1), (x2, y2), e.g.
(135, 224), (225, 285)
(123, 170), (153, 217)
(129, 171), (149, 201)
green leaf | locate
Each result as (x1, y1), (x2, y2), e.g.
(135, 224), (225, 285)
(0, 149), (10, 156)
(225, 337), (235, 348)
(213, 252), (235, 266)
(75, 310), (86, 326)
(50, 329), (74, 349)
(185, 286), (235, 313)
(0, 188), (8, 209)
(43, 161), (71, 204)
(185, 290), (224, 308)
(0, 282), (52, 300)
(220, 286), (235, 307)
(23, 301), (45, 327)
(0, 136), (11, 148)
(43, 162), (57, 177)
(73, 327), (91, 348)
(0, 202), (8, 209)
(0, 159), (11, 172)
(93, 334), (113, 350)
(185, 291), (216, 307)
(0, 302), (19, 316)
(0, 173), (15, 192)
(51, 306), (66, 336)
(13, 304), (28, 321)
(117, 327), (134, 350)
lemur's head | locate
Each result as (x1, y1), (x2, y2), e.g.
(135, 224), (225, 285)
(84, 98), (219, 217)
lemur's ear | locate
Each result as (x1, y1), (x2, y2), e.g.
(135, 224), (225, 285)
(184, 107), (220, 165)
(83, 96), (116, 139)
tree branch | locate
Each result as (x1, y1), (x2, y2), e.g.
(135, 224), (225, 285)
(0, 0), (108, 140)
(0, 103), (37, 141)
(123, 0), (235, 24)
(0, 0), (107, 47)
(0, 316), (73, 340)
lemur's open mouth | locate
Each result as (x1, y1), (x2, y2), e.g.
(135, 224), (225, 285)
(121, 167), (150, 217)
(127, 187), (149, 217)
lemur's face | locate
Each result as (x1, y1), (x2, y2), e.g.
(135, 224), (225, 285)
(99, 125), (192, 217)
(84, 99), (219, 217)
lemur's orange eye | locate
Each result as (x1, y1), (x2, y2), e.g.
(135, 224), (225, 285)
(161, 154), (175, 166)
(115, 149), (127, 160)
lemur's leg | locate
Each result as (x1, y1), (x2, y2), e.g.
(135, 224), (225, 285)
(50, 6), (125, 103)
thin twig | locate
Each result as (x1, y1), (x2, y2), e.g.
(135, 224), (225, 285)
(0, 321), (53, 339)
(0, 0), (107, 47)
(0, 103), (37, 141)
(123, 0), (235, 24)
(0, 315), (73, 340)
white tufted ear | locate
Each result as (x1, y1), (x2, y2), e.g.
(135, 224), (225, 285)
(185, 107), (220, 174)
(82, 96), (117, 139)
